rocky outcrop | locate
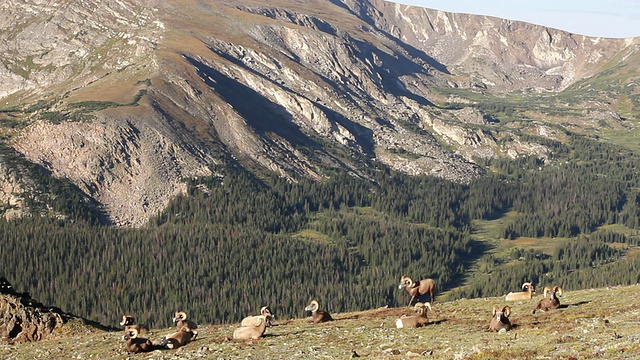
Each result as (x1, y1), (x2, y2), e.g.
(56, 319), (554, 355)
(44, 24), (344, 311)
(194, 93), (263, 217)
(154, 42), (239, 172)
(0, 277), (65, 344)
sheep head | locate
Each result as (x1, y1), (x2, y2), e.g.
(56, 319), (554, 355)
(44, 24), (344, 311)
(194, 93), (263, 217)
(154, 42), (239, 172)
(261, 306), (275, 324)
(120, 315), (135, 326)
(173, 311), (187, 323)
(492, 305), (511, 321)
(544, 286), (563, 298)
(305, 300), (319, 312)
(260, 306), (272, 317)
(521, 282), (535, 292)
(122, 328), (139, 341)
(414, 302), (432, 313)
(398, 276), (415, 289)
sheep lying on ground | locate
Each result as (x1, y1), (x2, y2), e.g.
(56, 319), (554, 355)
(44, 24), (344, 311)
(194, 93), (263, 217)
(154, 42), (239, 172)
(398, 276), (436, 305)
(505, 282), (536, 301)
(241, 306), (274, 327)
(122, 328), (159, 354)
(161, 326), (196, 349)
(395, 302), (432, 328)
(489, 305), (512, 332)
(119, 315), (149, 335)
(305, 300), (333, 323)
(533, 286), (563, 313)
(173, 311), (198, 339)
(233, 314), (269, 340)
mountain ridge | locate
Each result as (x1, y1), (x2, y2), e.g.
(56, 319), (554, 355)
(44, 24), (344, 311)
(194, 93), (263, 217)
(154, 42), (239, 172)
(0, 0), (638, 226)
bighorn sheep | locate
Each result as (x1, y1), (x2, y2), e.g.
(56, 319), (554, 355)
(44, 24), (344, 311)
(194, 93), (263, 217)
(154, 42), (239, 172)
(120, 315), (149, 335)
(398, 276), (436, 306)
(505, 282), (536, 301)
(173, 311), (198, 339)
(488, 305), (512, 332)
(122, 328), (159, 354)
(233, 314), (268, 340)
(395, 302), (432, 328)
(305, 300), (333, 323)
(533, 286), (563, 313)
(241, 306), (274, 327)
(161, 326), (196, 349)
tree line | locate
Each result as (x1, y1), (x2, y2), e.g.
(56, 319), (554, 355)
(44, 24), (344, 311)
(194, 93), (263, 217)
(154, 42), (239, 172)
(0, 133), (638, 328)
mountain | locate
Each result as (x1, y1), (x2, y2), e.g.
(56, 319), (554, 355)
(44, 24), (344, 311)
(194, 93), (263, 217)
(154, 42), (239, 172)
(0, 0), (639, 226)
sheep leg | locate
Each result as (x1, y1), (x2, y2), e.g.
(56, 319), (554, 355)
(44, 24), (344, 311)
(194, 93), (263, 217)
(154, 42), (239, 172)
(408, 295), (416, 307)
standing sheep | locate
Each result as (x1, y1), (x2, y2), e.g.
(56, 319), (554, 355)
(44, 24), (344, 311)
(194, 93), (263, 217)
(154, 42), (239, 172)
(398, 276), (436, 306)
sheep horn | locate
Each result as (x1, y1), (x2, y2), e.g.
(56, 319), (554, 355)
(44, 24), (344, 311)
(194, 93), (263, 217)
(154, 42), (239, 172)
(503, 306), (511, 317)
(305, 300), (319, 311)
(129, 328), (139, 339)
(120, 315), (129, 326)
(492, 305), (498, 317)
(424, 302), (432, 311)
(543, 286), (552, 298)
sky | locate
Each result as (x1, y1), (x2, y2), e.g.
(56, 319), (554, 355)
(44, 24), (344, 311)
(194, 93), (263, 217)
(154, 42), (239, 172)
(391, 0), (640, 38)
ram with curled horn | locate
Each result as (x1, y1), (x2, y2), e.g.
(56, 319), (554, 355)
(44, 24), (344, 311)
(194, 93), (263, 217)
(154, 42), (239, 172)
(533, 286), (563, 313)
(398, 275), (436, 306)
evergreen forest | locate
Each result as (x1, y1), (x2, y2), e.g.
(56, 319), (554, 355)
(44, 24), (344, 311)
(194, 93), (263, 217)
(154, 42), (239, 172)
(0, 133), (639, 329)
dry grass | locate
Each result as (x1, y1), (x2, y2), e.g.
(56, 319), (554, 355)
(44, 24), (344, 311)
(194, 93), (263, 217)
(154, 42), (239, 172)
(3, 285), (640, 359)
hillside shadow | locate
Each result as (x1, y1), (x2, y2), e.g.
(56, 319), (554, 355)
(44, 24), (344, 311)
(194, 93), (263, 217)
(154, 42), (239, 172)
(185, 56), (323, 148)
(348, 36), (436, 107)
(188, 53), (377, 158)
(329, 0), (450, 75)
(563, 301), (590, 308)
(439, 238), (493, 294)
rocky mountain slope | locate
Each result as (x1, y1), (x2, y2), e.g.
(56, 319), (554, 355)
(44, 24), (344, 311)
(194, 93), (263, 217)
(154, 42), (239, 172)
(0, 0), (638, 226)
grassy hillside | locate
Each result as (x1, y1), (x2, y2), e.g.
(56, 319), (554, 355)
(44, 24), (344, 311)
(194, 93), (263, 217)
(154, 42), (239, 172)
(3, 285), (639, 359)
